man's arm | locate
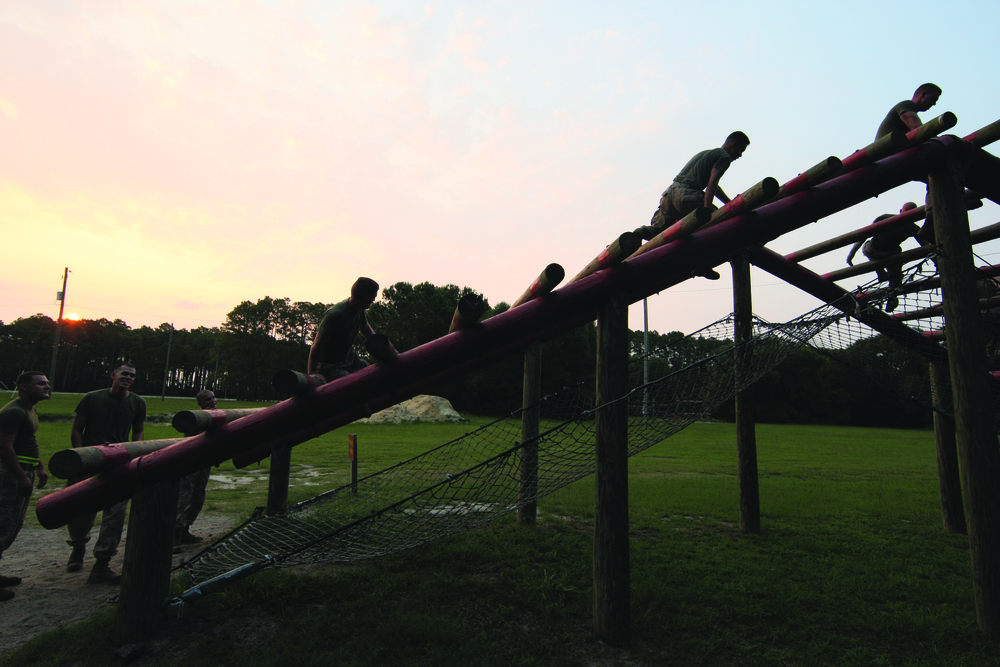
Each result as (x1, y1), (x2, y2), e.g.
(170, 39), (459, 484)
(307, 331), (323, 375)
(0, 433), (34, 497)
(131, 418), (145, 442)
(70, 413), (87, 449)
(899, 110), (922, 131)
(360, 321), (375, 339)
(846, 240), (864, 266)
(704, 167), (731, 207)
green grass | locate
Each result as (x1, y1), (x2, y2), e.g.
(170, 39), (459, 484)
(9, 421), (1000, 666)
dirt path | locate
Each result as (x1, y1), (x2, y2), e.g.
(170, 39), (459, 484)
(0, 514), (236, 657)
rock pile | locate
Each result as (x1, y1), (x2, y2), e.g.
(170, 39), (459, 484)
(359, 395), (465, 424)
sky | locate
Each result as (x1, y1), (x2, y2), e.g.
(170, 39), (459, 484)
(2, 0), (999, 340)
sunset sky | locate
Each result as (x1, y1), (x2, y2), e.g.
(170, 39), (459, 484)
(2, 1), (998, 340)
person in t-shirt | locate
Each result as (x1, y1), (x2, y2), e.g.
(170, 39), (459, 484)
(875, 83), (941, 245)
(635, 131), (751, 279)
(0, 371), (51, 601)
(65, 363), (146, 585)
(308, 277), (380, 382)
(846, 202), (921, 312)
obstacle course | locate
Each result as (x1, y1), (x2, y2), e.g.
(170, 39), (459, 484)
(37, 114), (1000, 643)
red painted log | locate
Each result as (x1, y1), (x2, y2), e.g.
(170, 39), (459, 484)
(512, 264), (565, 308)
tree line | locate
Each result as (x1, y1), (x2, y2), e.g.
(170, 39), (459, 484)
(0, 282), (929, 427)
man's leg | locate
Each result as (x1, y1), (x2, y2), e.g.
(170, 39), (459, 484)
(0, 467), (32, 597)
(87, 500), (128, 584)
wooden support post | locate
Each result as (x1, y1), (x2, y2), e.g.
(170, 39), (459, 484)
(267, 445), (292, 515)
(927, 360), (966, 534)
(731, 252), (760, 533)
(593, 296), (630, 646)
(519, 340), (541, 524)
(930, 155), (1000, 635)
(348, 434), (358, 495)
(115, 478), (179, 645)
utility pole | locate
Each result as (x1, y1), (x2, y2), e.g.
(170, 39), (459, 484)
(161, 324), (174, 400)
(49, 267), (69, 390)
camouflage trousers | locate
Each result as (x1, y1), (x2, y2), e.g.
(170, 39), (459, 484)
(0, 466), (33, 560)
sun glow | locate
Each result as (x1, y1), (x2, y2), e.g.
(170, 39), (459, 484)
(65, 313), (80, 321)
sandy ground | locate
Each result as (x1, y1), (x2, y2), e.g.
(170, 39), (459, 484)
(0, 513), (236, 657)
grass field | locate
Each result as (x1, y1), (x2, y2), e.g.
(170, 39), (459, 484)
(7, 407), (1000, 666)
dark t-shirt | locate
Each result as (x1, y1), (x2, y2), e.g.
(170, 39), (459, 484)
(866, 213), (920, 252)
(74, 389), (146, 447)
(0, 398), (40, 464)
(315, 299), (367, 365)
(671, 148), (732, 191)
(876, 100), (919, 140)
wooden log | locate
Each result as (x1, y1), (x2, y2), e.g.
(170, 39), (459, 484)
(928, 359), (967, 534)
(894, 296), (1000, 323)
(448, 293), (488, 333)
(787, 195), (983, 263)
(569, 232), (641, 284)
(172, 408), (266, 435)
(593, 296), (630, 646)
(48, 439), (183, 479)
(930, 152), (1000, 634)
(838, 130), (908, 173)
(703, 177), (780, 228)
(518, 340), (541, 525)
(824, 220), (1000, 282)
(904, 111), (957, 146)
(512, 264), (565, 308)
(625, 207), (711, 260)
(963, 147), (1000, 207)
(771, 156), (843, 201)
(365, 333), (399, 362)
(115, 478), (179, 645)
(272, 369), (328, 395)
(731, 252), (760, 534)
(267, 445), (292, 515)
(964, 118), (1000, 149)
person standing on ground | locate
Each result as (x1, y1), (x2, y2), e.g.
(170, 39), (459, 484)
(174, 389), (215, 547)
(635, 131), (751, 279)
(307, 277), (380, 382)
(65, 363), (146, 585)
(0, 372), (51, 601)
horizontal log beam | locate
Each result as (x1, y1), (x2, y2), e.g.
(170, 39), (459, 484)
(512, 264), (565, 308)
(171, 408), (266, 435)
(48, 439), (183, 479)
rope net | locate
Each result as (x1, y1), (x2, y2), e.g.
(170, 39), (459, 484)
(180, 247), (1000, 592)
(179, 305), (843, 589)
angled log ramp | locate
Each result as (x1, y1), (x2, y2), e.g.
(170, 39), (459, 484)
(36, 134), (966, 532)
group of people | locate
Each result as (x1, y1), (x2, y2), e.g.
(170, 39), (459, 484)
(0, 84), (948, 602)
(0, 277), (385, 602)
(633, 82), (942, 298)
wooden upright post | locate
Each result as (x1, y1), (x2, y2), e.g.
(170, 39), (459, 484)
(519, 341), (541, 524)
(927, 360), (966, 533)
(115, 479), (179, 645)
(930, 155), (1000, 635)
(593, 296), (630, 646)
(267, 445), (292, 515)
(731, 252), (760, 533)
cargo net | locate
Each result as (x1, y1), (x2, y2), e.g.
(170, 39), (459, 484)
(806, 249), (1000, 418)
(177, 306), (844, 594)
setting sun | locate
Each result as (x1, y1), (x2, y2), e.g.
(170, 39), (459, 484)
(65, 313), (80, 321)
